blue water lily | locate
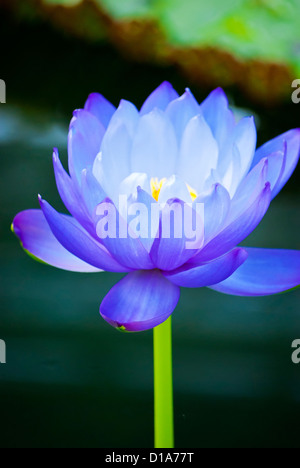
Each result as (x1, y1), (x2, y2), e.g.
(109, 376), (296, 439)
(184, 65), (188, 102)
(13, 82), (300, 331)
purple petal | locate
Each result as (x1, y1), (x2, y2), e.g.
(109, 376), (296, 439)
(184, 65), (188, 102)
(68, 109), (105, 184)
(164, 248), (248, 288)
(39, 197), (131, 273)
(179, 115), (219, 192)
(195, 183), (231, 243)
(219, 117), (257, 196)
(165, 89), (200, 141)
(252, 129), (300, 198)
(233, 117), (257, 180)
(53, 149), (94, 233)
(108, 99), (139, 138)
(193, 183), (271, 263)
(95, 198), (155, 270)
(100, 270), (180, 331)
(119, 173), (149, 199)
(221, 144), (242, 196)
(150, 199), (204, 271)
(127, 187), (158, 253)
(210, 248), (300, 296)
(131, 109), (178, 179)
(140, 81), (179, 116)
(93, 119), (132, 200)
(231, 158), (268, 218)
(200, 87), (235, 148)
(84, 93), (116, 128)
(81, 168), (107, 215)
(12, 210), (102, 273)
(158, 175), (192, 204)
(267, 150), (286, 194)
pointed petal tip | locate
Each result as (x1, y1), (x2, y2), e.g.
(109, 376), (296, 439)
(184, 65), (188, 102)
(136, 185), (147, 196)
(140, 82), (179, 115)
(72, 109), (80, 119)
(11, 219), (24, 247)
(38, 195), (48, 211)
(99, 196), (114, 205)
(11, 214), (23, 243)
(100, 310), (172, 333)
(84, 92), (116, 128)
(183, 87), (196, 98)
(160, 80), (175, 90)
(87, 92), (100, 100)
(235, 247), (249, 262)
(200, 87), (232, 119)
(118, 98), (133, 110)
(52, 149), (62, 168)
(214, 182), (222, 191)
(264, 181), (271, 191)
(213, 181), (229, 191)
(11, 211), (23, 234)
(12, 210), (105, 273)
(167, 196), (183, 205)
(211, 87), (228, 100)
(70, 108), (94, 124)
(11, 215), (21, 240)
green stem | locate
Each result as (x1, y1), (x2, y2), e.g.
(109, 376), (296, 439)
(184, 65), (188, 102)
(154, 316), (174, 449)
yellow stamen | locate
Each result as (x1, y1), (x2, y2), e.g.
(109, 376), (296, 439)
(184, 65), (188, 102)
(150, 177), (198, 202)
(151, 177), (167, 201)
(187, 184), (198, 202)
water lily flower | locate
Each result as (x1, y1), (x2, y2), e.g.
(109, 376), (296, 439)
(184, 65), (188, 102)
(12, 82), (300, 332)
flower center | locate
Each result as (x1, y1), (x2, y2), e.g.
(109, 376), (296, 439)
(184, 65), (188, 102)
(150, 177), (198, 202)
(187, 184), (198, 202)
(150, 178), (167, 201)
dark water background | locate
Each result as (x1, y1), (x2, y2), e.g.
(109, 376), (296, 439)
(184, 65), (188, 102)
(0, 10), (300, 448)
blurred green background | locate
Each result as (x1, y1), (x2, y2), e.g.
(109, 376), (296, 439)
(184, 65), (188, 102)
(0, 0), (300, 448)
